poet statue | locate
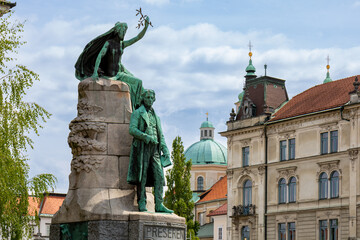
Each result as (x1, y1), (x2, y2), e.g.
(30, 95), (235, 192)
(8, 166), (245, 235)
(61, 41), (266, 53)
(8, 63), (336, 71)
(74, 17), (150, 110)
(127, 89), (173, 213)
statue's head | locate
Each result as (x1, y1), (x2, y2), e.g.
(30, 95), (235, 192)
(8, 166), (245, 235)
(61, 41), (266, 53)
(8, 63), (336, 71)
(141, 89), (156, 108)
(114, 22), (128, 39)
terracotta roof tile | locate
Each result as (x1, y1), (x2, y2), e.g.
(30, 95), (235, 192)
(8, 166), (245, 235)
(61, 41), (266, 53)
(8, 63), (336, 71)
(270, 75), (357, 121)
(198, 176), (227, 203)
(41, 195), (65, 215)
(27, 194), (65, 216)
(28, 196), (40, 216)
(207, 202), (227, 216)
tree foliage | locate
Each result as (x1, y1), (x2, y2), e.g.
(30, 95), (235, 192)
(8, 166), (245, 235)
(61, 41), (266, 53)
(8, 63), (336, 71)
(164, 136), (200, 240)
(0, 13), (56, 239)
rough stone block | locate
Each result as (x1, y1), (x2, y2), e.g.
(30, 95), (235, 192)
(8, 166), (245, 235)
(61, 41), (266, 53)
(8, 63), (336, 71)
(85, 90), (132, 124)
(108, 124), (132, 156)
(108, 189), (137, 216)
(88, 220), (128, 240)
(52, 188), (112, 223)
(118, 156), (134, 190)
(49, 224), (60, 240)
(69, 156), (120, 189)
(79, 78), (130, 92)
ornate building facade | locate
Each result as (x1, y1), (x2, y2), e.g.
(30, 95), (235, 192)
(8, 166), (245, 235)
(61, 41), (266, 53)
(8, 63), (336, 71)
(222, 52), (360, 240)
(184, 119), (227, 238)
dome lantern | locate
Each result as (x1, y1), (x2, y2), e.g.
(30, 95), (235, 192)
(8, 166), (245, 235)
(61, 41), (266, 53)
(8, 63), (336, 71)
(200, 113), (215, 140)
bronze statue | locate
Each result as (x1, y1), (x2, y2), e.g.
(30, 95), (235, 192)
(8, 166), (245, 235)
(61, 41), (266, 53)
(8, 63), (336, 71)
(74, 18), (150, 110)
(127, 89), (173, 213)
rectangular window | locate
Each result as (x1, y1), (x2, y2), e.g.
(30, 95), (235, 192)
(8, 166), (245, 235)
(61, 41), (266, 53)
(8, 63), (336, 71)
(321, 132), (328, 154)
(288, 222), (296, 240)
(218, 227), (223, 240)
(242, 147), (249, 167)
(319, 220), (328, 240)
(330, 131), (338, 153)
(288, 139), (295, 160)
(204, 130), (207, 136)
(46, 224), (51, 236)
(278, 223), (286, 240)
(330, 219), (338, 240)
(209, 130), (212, 137)
(199, 212), (205, 226)
(280, 140), (287, 161)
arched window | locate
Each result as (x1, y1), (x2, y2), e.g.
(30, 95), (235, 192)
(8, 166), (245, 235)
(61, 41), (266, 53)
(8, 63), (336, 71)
(243, 180), (252, 206)
(330, 171), (339, 198)
(197, 176), (204, 191)
(241, 226), (250, 240)
(278, 178), (287, 204)
(319, 172), (328, 199)
(288, 177), (296, 203)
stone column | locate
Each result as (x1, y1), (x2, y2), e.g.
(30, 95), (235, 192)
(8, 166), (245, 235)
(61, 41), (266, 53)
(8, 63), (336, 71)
(348, 108), (359, 239)
(348, 149), (358, 239)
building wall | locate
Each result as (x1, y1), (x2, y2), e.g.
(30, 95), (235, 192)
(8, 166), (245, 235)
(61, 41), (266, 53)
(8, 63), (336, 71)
(191, 165), (226, 191)
(224, 103), (360, 239)
(212, 215), (227, 240)
(196, 199), (226, 225)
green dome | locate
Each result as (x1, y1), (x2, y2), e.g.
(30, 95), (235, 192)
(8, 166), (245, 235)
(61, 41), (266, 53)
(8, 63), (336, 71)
(200, 121), (214, 128)
(245, 59), (256, 76)
(185, 139), (227, 165)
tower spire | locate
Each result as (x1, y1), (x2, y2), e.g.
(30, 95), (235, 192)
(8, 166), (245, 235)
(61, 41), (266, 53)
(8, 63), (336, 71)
(323, 55), (332, 83)
(245, 41), (257, 81)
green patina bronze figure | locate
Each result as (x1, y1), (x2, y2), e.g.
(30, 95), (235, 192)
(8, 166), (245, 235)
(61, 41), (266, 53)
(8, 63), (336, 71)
(127, 89), (173, 213)
(74, 17), (150, 110)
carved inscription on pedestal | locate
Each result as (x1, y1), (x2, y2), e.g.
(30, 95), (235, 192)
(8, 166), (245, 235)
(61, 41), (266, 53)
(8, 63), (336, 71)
(143, 225), (185, 240)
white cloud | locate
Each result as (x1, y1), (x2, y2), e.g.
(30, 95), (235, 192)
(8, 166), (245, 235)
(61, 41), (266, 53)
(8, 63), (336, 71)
(20, 18), (360, 192)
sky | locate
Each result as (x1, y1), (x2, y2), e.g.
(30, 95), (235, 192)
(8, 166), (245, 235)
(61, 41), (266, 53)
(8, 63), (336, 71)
(11, 0), (360, 193)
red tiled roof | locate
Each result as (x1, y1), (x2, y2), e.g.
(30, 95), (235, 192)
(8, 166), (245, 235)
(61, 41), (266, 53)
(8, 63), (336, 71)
(41, 195), (65, 215)
(28, 196), (40, 216)
(270, 75), (357, 121)
(27, 194), (65, 216)
(207, 202), (227, 216)
(198, 176), (227, 203)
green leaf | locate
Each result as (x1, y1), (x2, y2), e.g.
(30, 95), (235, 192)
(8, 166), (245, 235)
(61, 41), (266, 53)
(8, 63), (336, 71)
(164, 136), (200, 238)
(0, 12), (56, 239)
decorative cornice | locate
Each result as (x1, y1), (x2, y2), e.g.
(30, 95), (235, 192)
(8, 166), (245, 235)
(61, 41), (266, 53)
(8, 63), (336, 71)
(348, 149), (359, 170)
(316, 160), (340, 176)
(240, 168), (252, 176)
(276, 166), (297, 181)
(267, 111), (341, 134)
(240, 138), (252, 146)
(258, 166), (266, 176)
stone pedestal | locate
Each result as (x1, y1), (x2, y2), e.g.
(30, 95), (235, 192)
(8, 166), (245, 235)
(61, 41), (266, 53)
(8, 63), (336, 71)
(50, 78), (186, 239)
(51, 213), (186, 240)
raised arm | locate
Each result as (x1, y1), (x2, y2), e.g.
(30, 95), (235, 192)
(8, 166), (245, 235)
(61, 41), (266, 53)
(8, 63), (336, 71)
(123, 17), (149, 48)
(92, 41), (109, 80)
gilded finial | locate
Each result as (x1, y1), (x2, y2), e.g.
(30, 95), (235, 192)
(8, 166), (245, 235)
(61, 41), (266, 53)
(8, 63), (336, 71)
(248, 41), (253, 59)
(323, 55), (332, 83)
(206, 112), (208, 121)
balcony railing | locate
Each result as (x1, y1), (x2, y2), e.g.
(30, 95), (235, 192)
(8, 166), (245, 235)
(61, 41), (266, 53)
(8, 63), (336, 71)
(232, 204), (255, 217)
